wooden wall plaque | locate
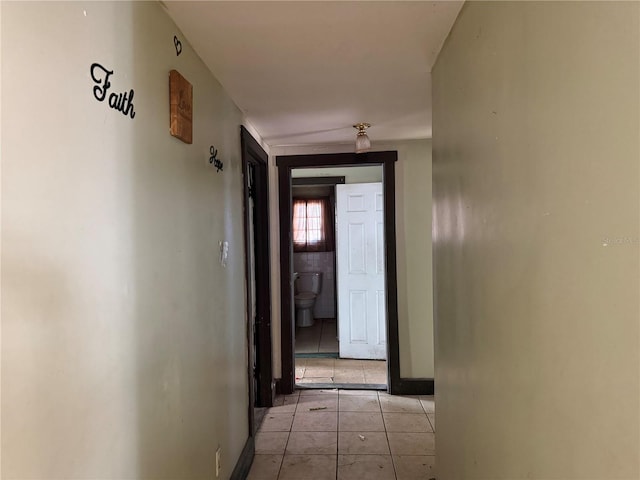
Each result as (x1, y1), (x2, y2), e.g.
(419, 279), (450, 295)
(169, 69), (193, 144)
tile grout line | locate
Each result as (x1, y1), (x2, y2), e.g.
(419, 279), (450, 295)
(379, 390), (400, 480)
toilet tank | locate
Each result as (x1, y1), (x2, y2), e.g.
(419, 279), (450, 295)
(296, 272), (323, 295)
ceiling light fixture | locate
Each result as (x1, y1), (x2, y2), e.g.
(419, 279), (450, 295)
(353, 123), (371, 153)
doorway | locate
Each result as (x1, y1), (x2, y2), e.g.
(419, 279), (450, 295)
(277, 151), (402, 395)
(291, 168), (388, 388)
(240, 126), (273, 437)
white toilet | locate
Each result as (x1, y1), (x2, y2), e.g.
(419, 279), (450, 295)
(294, 272), (323, 327)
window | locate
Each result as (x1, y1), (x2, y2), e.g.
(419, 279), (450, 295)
(292, 197), (335, 252)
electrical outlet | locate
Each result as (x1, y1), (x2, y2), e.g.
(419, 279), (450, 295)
(215, 447), (221, 478)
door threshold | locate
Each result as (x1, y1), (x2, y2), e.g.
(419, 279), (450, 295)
(296, 383), (387, 391)
(295, 352), (339, 359)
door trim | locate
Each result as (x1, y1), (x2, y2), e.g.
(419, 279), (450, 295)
(240, 126), (273, 435)
(276, 151), (403, 394)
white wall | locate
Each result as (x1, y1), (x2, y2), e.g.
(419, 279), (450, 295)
(432, 2), (639, 478)
(270, 140), (434, 378)
(1, 2), (251, 478)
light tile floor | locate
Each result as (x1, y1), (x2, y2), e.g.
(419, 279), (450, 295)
(296, 358), (388, 385)
(296, 319), (339, 354)
(248, 390), (436, 480)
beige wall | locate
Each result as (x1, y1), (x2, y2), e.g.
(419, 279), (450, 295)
(2, 2), (251, 478)
(432, 2), (639, 478)
(270, 140), (434, 378)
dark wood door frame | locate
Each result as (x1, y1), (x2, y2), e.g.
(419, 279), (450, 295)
(241, 126), (274, 431)
(276, 151), (405, 395)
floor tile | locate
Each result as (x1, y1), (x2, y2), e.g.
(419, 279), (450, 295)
(383, 413), (433, 432)
(339, 395), (381, 412)
(278, 454), (336, 480)
(259, 413), (294, 432)
(298, 377), (334, 384)
(419, 396), (435, 413)
(255, 432), (289, 454)
(291, 411), (338, 432)
(299, 388), (338, 396)
(364, 372), (388, 384)
(339, 389), (379, 396)
(393, 455), (436, 480)
(387, 432), (436, 455)
(246, 454), (283, 480)
(296, 394), (338, 413)
(267, 396), (298, 414)
(286, 431), (338, 455)
(379, 395), (424, 413)
(334, 372), (366, 383)
(303, 367), (335, 378)
(339, 411), (385, 431)
(334, 359), (364, 369)
(427, 413), (435, 432)
(338, 432), (390, 454)
(337, 454), (395, 480)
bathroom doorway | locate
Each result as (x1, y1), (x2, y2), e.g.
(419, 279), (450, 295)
(277, 151), (402, 395)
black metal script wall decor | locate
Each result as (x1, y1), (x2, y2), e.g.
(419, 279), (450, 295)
(174, 36), (182, 56)
(90, 63), (136, 119)
(209, 146), (224, 172)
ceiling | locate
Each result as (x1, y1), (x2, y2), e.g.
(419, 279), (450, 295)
(164, 1), (463, 147)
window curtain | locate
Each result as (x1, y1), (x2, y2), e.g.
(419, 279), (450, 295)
(293, 197), (335, 252)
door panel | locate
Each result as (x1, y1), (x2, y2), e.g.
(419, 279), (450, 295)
(337, 182), (386, 360)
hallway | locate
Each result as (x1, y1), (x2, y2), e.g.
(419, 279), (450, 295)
(248, 389), (435, 479)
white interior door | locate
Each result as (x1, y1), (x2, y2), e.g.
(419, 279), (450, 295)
(337, 182), (386, 360)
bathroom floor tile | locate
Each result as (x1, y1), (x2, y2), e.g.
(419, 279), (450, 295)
(339, 411), (385, 431)
(364, 372), (388, 384)
(291, 411), (338, 432)
(338, 432), (390, 455)
(387, 432), (436, 455)
(337, 454), (395, 480)
(246, 454), (283, 480)
(383, 413), (433, 432)
(259, 413), (294, 432)
(286, 431), (338, 455)
(334, 359), (364, 369)
(278, 454), (336, 480)
(334, 372), (366, 383)
(393, 455), (436, 480)
(339, 395), (381, 412)
(255, 432), (289, 454)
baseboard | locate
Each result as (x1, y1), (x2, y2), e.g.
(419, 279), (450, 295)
(230, 436), (254, 480)
(391, 378), (434, 396)
(274, 378), (282, 395)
